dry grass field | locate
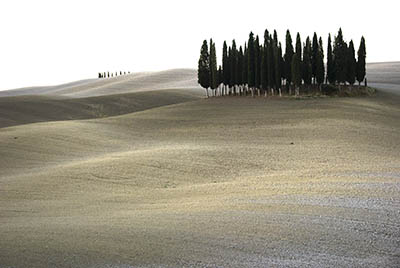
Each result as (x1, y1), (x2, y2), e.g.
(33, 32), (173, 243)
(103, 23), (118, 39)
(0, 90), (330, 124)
(0, 66), (399, 267)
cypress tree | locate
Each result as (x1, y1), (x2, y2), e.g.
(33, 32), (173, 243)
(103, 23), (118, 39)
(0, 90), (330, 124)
(222, 41), (229, 94)
(316, 37), (325, 87)
(327, 34), (335, 84)
(292, 53), (301, 95)
(267, 34), (274, 92)
(243, 43), (248, 87)
(217, 65), (223, 94)
(302, 37), (312, 86)
(238, 46), (244, 89)
(311, 32), (319, 84)
(198, 40), (210, 97)
(209, 39), (218, 93)
(255, 35), (261, 90)
(357, 36), (366, 86)
(229, 41), (238, 94)
(295, 33), (302, 63)
(346, 40), (356, 86)
(274, 42), (282, 94)
(248, 32), (256, 89)
(334, 28), (347, 85)
(284, 30), (294, 90)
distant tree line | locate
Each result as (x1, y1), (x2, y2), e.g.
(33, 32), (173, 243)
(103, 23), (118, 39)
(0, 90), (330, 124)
(198, 28), (366, 97)
(98, 71), (131, 79)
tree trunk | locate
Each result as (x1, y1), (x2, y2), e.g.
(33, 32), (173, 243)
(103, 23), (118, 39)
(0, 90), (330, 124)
(205, 88), (209, 98)
(279, 88), (282, 97)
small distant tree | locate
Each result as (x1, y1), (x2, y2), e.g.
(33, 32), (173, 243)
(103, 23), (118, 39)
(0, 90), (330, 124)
(107, 72), (110, 78)
(357, 36), (366, 86)
(98, 73), (102, 78)
(198, 40), (210, 97)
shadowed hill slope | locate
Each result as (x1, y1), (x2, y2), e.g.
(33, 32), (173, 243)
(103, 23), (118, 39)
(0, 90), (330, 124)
(0, 89), (202, 128)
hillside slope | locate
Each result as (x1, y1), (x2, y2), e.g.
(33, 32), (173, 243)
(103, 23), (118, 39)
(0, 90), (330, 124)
(0, 69), (200, 98)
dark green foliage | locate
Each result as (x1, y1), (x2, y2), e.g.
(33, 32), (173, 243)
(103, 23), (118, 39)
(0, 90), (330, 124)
(333, 28), (347, 84)
(327, 34), (335, 84)
(284, 30), (294, 85)
(222, 41), (229, 85)
(357, 36), (366, 85)
(312, 32), (319, 83)
(255, 36), (261, 88)
(198, 40), (210, 89)
(267, 34), (274, 89)
(302, 37), (312, 85)
(295, 33), (302, 63)
(316, 37), (325, 85)
(247, 32), (256, 88)
(274, 41), (282, 90)
(230, 40), (238, 88)
(217, 65), (223, 85)
(237, 46), (244, 85)
(209, 39), (218, 90)
(346, 40), (356, 85)
(291, 53), (302, 88)
(243, 43), (248, 85)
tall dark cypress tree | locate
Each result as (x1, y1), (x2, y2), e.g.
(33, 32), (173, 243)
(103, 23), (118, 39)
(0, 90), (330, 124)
(284, 30), (294, 90)
(302, 37), (312, 85)
(243, 43), (248, 87)
(292, 53), (302, 94)
(346, 40), (356, 86)
(268, 34), (275, 92)
(222, 41), (229, 94)
(274, 42), (282, 93)
(230, 40), (238, 94)
(334, 28), (347, 85)
(217, 65), (223, 87)
(248, 32), (256, 89)
(357, 36), (366, 86)
(255, 35), (261, 90)
(327, 34), (335, 84)
(316, 37), (325, 87)
(209, 39), (218, 93)
(311, 32), (319, 84)
(198, 40), (210, 97)
(295, 33), (302, 63)
(238, 46), (244, 89)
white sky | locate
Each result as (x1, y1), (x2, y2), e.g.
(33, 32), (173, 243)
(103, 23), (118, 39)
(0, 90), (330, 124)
(0, 0), (398, 90)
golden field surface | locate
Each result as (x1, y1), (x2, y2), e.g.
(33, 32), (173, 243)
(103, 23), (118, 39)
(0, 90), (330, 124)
(0, 67), (399, 267)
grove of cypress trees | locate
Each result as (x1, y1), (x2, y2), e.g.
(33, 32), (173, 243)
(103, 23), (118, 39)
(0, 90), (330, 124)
(346, 40), (356, 86)
(198, 40), (210, 97)
(357, 36), (366, 86)
(284, 30), (294, 92)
